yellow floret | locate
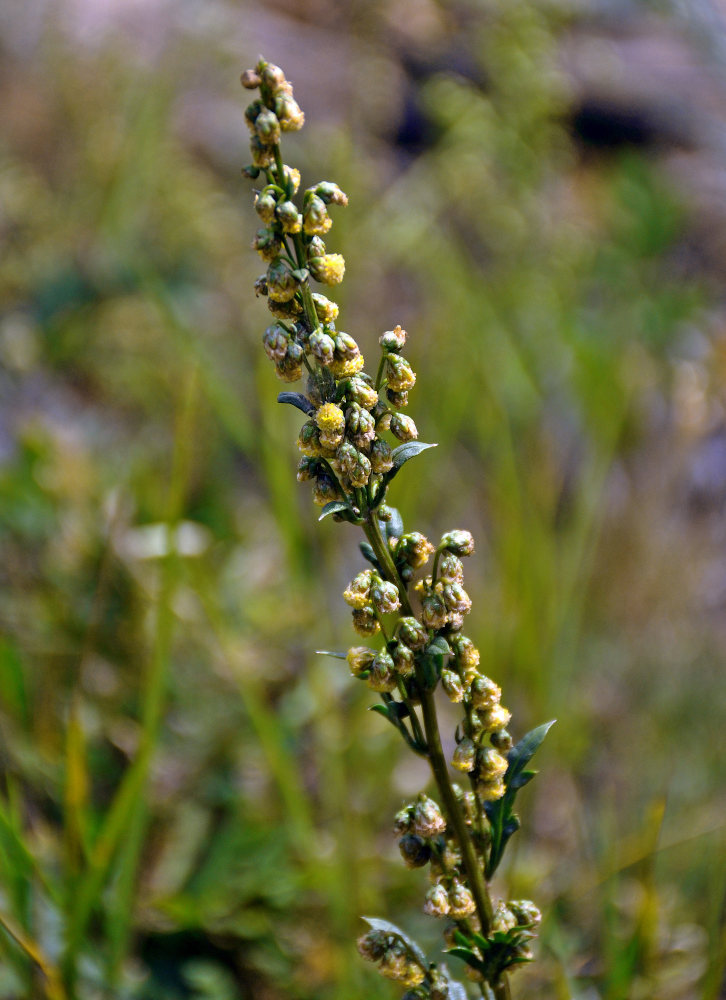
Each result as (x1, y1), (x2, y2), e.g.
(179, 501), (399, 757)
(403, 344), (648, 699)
(329, 354), (365, 378)
(314, 402), (345, 434)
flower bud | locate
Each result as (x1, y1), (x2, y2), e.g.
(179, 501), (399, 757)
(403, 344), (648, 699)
(344, 376), (378, 410)
(249, 134), (275, 168)
(368, 650), (396, 692)
(421, 592), (448, 630)
(439, 553), (464, 583)
(260, 62), (286, 89)
(452, 635), (479, 668)
(274, 93), (305, 131)
(448, 880), (476, 919)
(347, 449), (371, 487)
(303, 194), (332, 236)
(490, 729), (513, 753)
(477, 747), (508, 781)
(476, 778), (506, 801)
(352, 607), (380, 636)
(412, 794), (446, 838)
(369, 438), (394, 474)
(370, 579), (401, 615)
(452, 737), (476, 772)
(380, 324), (407, 352)
(268, 297), (302, 320)
(252, 226), (282, 261)
(441, 669), (464, 703)
(311, 292), (339, 323)
(343, 569), (374, 609)
(308, 329), (336, 365)
(347, 645), (376, 676)
(346, 403), (376, 448)
(333, 333), (360, 363)
(275, 200), (302, 234)
(357, 929), (387, 962)
(266, 259), (299, 302)
(492, 902), (517, 934)
(281, 164), (301, 193)
(397, 616), (428, 650)
(480, 704), (511, 732)
(442, 581), (471, 616)
(240, 69), (261, 89)
(297, 420), (323, 457)
(398, 833), (431, 869)
(314, 181), (348, 206)
(315, 401), (345, 436)
(262, 324), (289, 361)
(393, 805), (413, 833)
(308, 253), (345, 285)
(255, 108), (281, 144)
(254, 274), (268, 297)
(509, 899), (542, 926)
(440, 530), (475, 557)
(312, 474), (340, 506)
(385, 353), (416, 392)
(398, 532), (435, 569)
(470, 675), (501, 711)
(423, 883), (450, 917)
(390, 413), (418, 442)
(330, 354), (365, 379)
(296, 457), (317, 482)
(275, 354), (303, 382)
(244, 100), (263, 131)
(392, 642), (415, 677)
(386, 389), (409, 408)
(254, 191), (277, 223)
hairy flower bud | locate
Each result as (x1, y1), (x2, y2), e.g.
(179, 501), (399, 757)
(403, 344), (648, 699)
(315, 402), (345, 436)
(369, 438), (394, 474)
(423, 883), (450, 917)
(311, 292), (339, 323)
(452, 737), (477, 772)
(346, 403), (376, 448)
(268, 297), (302, 320)
(440, 530), (475, 557)
(255, 107), (281, 145)
(442, 581), (472, 616)
(303, 194), (332, 235)
(385, 354), (416, 392)
(352, 607), (380, 636)
(421, 592), (448, 630)
(314, 181), (348, 206)
(390, 412), (418, 442)
(252, 226), (282, 261)
(477, 778), (506, 802)
(249, 134), (275, 168)
(452, 635), (480, 668)
(398, 532), (435, 569)
(357, 930), (387, 962)
(470, 675), (501, 710)
(448, 880), (476, 919)
(492, 902), (518, 934)
(509, 900), (542, 926)
(334, 332), (360, 361)
(296, 457), (317, 482)
(275, 199), (302, 234)
(477, 747), (508, 781)
(370, 579), (401, 615)
(281, 164), (301, 193)
(308, 253), (345, 285)
(398, 833), (431, 869)
(386, 389), (409, 408)
(397, 616), (428, 650)
(490, 729), (513, 753)
(380, 324), (407, 352)
(393, 805), (413, 834)
(368, 650), (396, 692)
(274, 93), (305, 131)
(266, 259), (299, 302)
(260, 61), (286, 89)
(412, 794), (446, 838)
(439, 553), (464, 583)
(343, 569), (373, 609)
(262, 324), (289, 361)
(308, 329), (336, 365)
(254, 191), (277, 223)
(312, 474), (340, 506)
(392, 641), (415, 677)
(275, 352), (303, 382)
(240, 68), (261, 89)
(441, 669), (465, 703)
(346, 376), (379, 410)
(297, 420), (323, 457)
(347, 645), (376, 676)
(480, 703), (512, 732)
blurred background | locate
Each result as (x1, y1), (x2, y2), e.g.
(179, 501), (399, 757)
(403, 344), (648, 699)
(1, 0), (725, 997)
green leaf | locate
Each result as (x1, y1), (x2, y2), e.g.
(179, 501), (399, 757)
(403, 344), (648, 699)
(362, 917), (428, 969)
(318, 501), (353, 522)
(383, 442), (437, 485)
(315, 650), (347, 660)
(290, 268), (309, 282)
(380, 506), (404, 540)
(277, 391), (315, 415)
(445, 947), (486, 974)
(506, 720), (556, 787)
(426, 636), (451, 657)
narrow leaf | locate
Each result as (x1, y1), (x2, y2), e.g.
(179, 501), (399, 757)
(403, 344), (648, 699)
(277, 391), (315, 415)
(381, 506), (404, 540)
(362, 917), (428, 969)
(318, 501), (353, 522)
(359, 541), (381, 570)
(315, 650), (347, 660)
(506, 720), (555, 785)
(391, 441), (437, 470)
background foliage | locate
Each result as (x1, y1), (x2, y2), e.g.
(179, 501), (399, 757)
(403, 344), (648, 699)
(0, 1), (724, 998)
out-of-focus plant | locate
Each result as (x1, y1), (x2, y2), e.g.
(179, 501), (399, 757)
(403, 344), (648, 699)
(240, 57), (554, 1000)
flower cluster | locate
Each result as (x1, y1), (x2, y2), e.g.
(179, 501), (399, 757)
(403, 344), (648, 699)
(242, 58), (550, 1000)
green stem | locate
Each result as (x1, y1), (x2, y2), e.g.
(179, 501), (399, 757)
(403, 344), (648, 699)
(361, 516), (504, 966)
